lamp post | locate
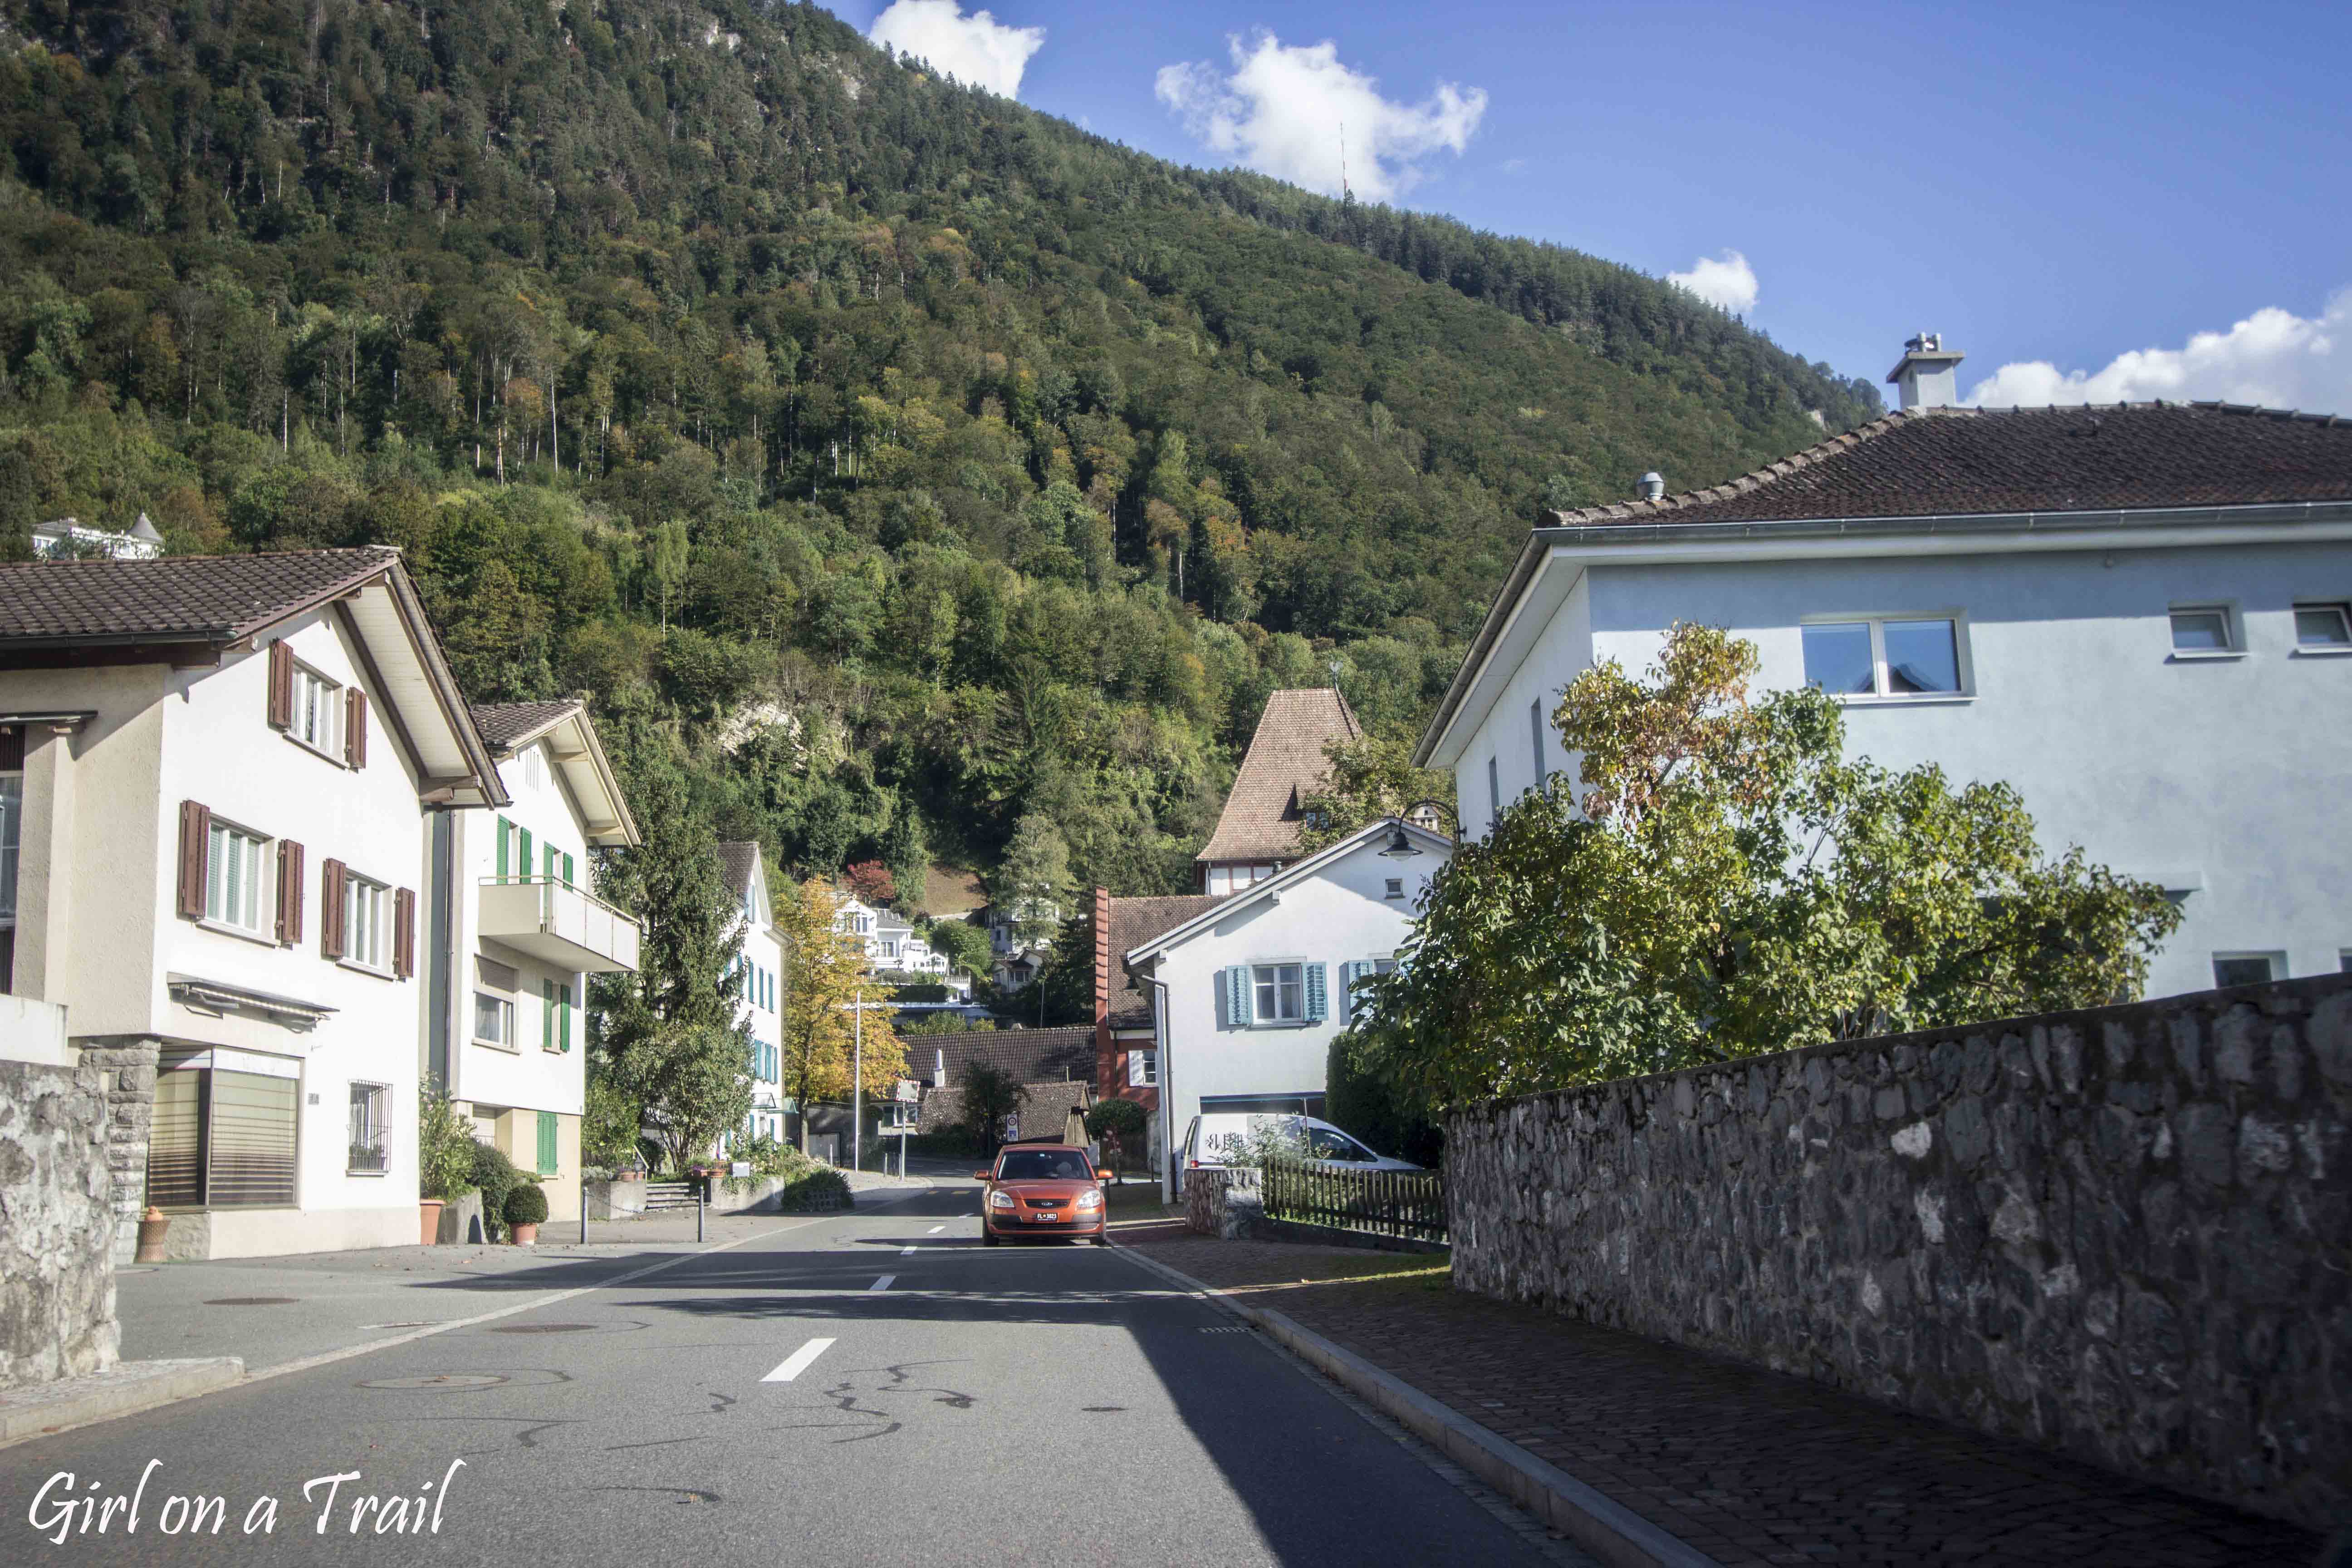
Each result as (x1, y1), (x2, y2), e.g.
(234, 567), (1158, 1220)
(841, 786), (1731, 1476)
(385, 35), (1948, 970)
(840, 989), (890, 1172)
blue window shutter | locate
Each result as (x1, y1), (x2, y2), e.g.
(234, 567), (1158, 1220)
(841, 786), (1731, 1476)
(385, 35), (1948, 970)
(1305, 963), (1328, 1024)
(1338, 961), (1362, 1022)
(1226, 965), (1251, 1029)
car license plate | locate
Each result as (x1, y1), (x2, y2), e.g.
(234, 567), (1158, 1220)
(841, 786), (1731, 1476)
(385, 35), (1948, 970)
(1027, 1211), (1060, 1222)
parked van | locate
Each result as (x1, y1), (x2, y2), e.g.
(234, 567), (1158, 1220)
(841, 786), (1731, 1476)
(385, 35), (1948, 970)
(1181, 1113), (1424, 1173)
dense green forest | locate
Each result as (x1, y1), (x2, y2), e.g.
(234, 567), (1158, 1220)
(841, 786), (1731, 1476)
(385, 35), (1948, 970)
(0, 0), (1879, 902)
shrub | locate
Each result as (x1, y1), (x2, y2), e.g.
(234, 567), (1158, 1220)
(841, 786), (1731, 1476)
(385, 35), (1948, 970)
(469, 1141), (524, 1240)
(418, 1088), (479, 1202)
(502, 1181), (549, 1227)
(776, 1166), (851, 1210)
(1084, 1098), (1148, 1142)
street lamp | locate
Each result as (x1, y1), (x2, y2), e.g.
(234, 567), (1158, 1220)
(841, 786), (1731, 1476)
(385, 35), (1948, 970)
(839, 988), (891, 1173)
(1377, 822), (1422, 858)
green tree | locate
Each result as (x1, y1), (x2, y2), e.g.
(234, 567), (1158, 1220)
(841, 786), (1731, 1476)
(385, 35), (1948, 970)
(960, 1062), (1025, 1155)
(1351, 624), (2180, 1111)
(1297, 731), (1453, 853)
(776, 878), (908, 1152)
(990, 812), (1074, 949)
(924, 916), (992, 979)
(607, 1022), (756, 1174)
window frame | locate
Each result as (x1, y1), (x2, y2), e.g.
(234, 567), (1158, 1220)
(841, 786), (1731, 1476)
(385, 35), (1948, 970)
(2210, 951), (2284, 989)
(2166, 601), (2245, 660)
(1799, 611), (1974, 703)
(1251, 960), (1306, 1025)
(201, 815), (274, 942)
(2290, 600), (2352, 656)
(347, 1081), (391, 1176)
(1127, 1049), (1158, 1088)
(339, 870), (393, 976)
(473, 990), (517, 1051)
(284, 658), (344, 762)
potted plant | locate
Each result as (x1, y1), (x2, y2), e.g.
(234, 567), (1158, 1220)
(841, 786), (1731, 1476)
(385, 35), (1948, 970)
(503, 1181), (549, 1246)
(417, 1088), (476, 1245)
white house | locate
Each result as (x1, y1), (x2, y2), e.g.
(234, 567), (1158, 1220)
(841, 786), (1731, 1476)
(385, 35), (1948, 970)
(1119, 817), (1454, 1193)
(986, 897), (1057, 990)
(0, 548), (505, 1259)
(720, 842), (787, 1144)
(835, 891), (953, 978)
(1415, 356), (2352, 1000)
(31, 514), (164, 561)
(441, 701), (640, 1223)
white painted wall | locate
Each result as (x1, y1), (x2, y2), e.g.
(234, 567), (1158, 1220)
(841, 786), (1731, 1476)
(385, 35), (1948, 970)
(1452, 566), (1592, 838)
(1443, 538), (2352, 999)
(1148, 833), (1449, 1153)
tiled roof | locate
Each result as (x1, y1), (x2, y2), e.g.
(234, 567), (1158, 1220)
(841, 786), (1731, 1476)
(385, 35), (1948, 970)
(1196, 688), (1361, 864)
(1547, 403), (2352, 530)
(916, 1076), (1094, 1140)
(1105, 895), (1221, 1028)
(469, 700), (582, 752)
(0, 548), (402, 645)
(916, 1024), (1096, 1090)
(717, 842), (761, 896)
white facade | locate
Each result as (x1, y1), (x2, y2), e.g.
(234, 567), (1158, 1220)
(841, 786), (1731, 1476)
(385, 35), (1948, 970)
(1122, 820), (1452, 1169)
(0, 578), (501, 1259)
(725, 845), (788, 1143)
(836, 892), (953, 977)
(1426, 531), (2352, 1000)
(442, 707), (639, 1221)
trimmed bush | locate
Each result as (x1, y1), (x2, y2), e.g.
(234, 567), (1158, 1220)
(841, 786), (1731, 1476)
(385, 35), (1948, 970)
(503, 1181), (549, 1227)
(469, 1141), (524, 1239)
(777, 1166), (852, 1210)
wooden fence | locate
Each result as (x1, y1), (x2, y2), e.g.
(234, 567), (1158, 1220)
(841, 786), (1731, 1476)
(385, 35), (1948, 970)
(1259, 1156), (1447, 1243)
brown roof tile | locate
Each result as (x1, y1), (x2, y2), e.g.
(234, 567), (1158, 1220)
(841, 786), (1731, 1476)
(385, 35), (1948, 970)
(469, 700), (583, 752)
(0, 548), (404, 646)
(1549, 403), (2352, 530)
(1196, 688), (1361, 865)
(1105, 895), (1221, 1028)
(716, 841), (762, 897)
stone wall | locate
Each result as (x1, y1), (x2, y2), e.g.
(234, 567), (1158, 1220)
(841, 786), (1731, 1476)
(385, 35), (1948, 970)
(74, 1035), (160, 1264)
(1446, 976), (2351, 1531)
(0, 1056), (120, 1387)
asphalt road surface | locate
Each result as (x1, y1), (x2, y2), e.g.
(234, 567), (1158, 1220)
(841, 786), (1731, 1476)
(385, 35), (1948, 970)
(1, 1181), (1569, 1567)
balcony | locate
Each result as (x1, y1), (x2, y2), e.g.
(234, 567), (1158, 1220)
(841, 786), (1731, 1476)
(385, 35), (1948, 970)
(478, 877), (640, 974)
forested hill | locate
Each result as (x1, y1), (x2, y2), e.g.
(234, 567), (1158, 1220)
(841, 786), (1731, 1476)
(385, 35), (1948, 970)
(0, 0), (1881, 903)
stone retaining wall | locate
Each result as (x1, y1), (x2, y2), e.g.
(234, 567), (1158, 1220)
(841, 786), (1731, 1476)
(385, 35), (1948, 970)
(0, 1058), (119, 1387)
(1445, 975), (2351, 1531)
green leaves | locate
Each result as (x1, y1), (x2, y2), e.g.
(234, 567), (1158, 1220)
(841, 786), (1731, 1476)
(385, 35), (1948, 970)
(1352, 624), (2181, 1112)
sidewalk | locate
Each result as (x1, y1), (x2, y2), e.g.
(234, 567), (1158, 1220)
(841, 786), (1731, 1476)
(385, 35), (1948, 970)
(1122, 1225), (2321, 1568)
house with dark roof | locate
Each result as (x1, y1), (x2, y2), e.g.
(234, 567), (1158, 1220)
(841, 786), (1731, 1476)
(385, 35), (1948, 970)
(1195, 687), (1360, 896)
(1416, 337), (2352, 999)
(0, 548), (509, 1259)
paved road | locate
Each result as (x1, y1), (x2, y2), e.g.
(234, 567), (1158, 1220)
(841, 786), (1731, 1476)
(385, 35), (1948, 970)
(2, 1181), (1566, 1567)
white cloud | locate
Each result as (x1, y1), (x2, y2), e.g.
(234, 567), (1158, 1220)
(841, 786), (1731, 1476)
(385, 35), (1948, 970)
(1966, 290), (2351, 410)
(869, 0), (1043, 99)
(1666, 250), (1759, 317)
(1154, 32), (1487, 203)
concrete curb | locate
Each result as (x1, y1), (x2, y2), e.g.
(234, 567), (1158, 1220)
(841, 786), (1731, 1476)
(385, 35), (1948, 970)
(0, 1357), (245, 1447)
(1115, 1245), (1723, 1568)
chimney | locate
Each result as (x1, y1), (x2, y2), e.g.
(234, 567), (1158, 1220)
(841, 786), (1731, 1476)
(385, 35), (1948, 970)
(1637, 472), (1665, 503)
(1091, 887), (1113, 1097)
(1886, 332), (1965, 410)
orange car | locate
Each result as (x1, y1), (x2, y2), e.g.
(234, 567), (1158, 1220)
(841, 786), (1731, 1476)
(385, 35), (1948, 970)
(977, 1143), (1109, 1245)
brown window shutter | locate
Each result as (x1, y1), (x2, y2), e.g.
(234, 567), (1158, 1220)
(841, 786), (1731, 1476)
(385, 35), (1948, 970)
(266, 641), (293, 730)
(346, 688), (369, 769)
(392, 888), (416, 979)
(320, 858), (346, 960)
(276, 840), (305, 945)
(176, 801), (212, 920)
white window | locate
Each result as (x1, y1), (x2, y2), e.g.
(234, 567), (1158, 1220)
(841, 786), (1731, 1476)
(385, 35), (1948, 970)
(348, 1082), (390, 1174)
(474, 991), (515, 1046)
(1384, 877), (1404, 900)
(1253, 963), (1304, 1023)
(343, 873), (389, 970)
(2211, 952), (2283, 988)
(205, 819), (269, 934)
(2168, 604), (2240, 656)
(289, 662), (342, 756)
(2293, 601), (2352, 651)
(1127, 1050), (1158, 1088)
(1802, 616), (1967, 698)
(524, 746), (544, 791)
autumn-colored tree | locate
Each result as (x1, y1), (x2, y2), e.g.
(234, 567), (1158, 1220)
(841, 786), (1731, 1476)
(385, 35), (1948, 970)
(843, 860), (896, 908)
(775, 879), (907, 1153)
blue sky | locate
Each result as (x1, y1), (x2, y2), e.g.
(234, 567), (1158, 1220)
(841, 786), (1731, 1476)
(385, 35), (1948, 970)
(841, 1), (2352, 412)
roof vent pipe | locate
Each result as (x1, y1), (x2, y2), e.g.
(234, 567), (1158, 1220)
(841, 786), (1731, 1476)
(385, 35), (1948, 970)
(1637, 472), (1665, 502)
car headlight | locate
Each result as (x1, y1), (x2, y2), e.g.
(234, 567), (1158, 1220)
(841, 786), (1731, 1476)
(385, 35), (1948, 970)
(1074, 1188), (1103, 1209)
(987, 1190), (1015, 1208)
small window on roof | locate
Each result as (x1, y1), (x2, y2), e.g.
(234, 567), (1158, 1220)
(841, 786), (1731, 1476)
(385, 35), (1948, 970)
(2293, 602), (2352, 650)
(2169, 605), (2238, 654)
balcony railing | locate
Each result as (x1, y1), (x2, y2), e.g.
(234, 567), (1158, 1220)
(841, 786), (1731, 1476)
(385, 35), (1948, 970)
(478, 876), (641, 974)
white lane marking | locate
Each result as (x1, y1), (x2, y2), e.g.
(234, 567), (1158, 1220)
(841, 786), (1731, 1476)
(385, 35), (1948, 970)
(901, 1245), (916, 1255)
(868, 1274), (895, 1292)
(927, 1226), (944, 1235)
(761, 1337), (837, 1383)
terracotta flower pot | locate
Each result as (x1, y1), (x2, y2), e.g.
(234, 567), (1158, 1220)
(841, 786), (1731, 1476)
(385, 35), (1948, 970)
(419, 1199), (446, 1246)
(510, 1221), (539, 1246)
(134, 1206), (171, 1264)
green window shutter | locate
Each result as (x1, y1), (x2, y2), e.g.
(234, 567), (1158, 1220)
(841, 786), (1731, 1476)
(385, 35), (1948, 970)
(520, 827), (534, 878)
(495, 818), (509, 881)
(563, 851), (575, 888)
(1225, 966), (1251, 1029)
(560, 983), (572, 1052)
(537, 1110), (558, 1176)
(1305, 963), (1328, 1024)
(542, 979), (555, 1049)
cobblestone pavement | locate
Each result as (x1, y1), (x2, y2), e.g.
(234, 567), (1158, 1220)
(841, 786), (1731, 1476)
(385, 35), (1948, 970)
(1122, 1226), (2323, 1568)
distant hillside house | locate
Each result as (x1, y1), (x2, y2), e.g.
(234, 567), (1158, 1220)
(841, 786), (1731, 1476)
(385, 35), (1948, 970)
(1417, 346), (2352, 1000)
(32, 514), (163, 561)
(833, 891), (951, 979)
(1195, 687), (1360, 897)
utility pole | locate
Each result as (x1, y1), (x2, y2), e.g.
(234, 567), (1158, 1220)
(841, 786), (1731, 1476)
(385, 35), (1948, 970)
(840, 990), (889, 1173)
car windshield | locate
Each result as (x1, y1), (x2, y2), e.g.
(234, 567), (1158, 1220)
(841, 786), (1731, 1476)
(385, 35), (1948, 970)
(996, 1150), (1093, 1181)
